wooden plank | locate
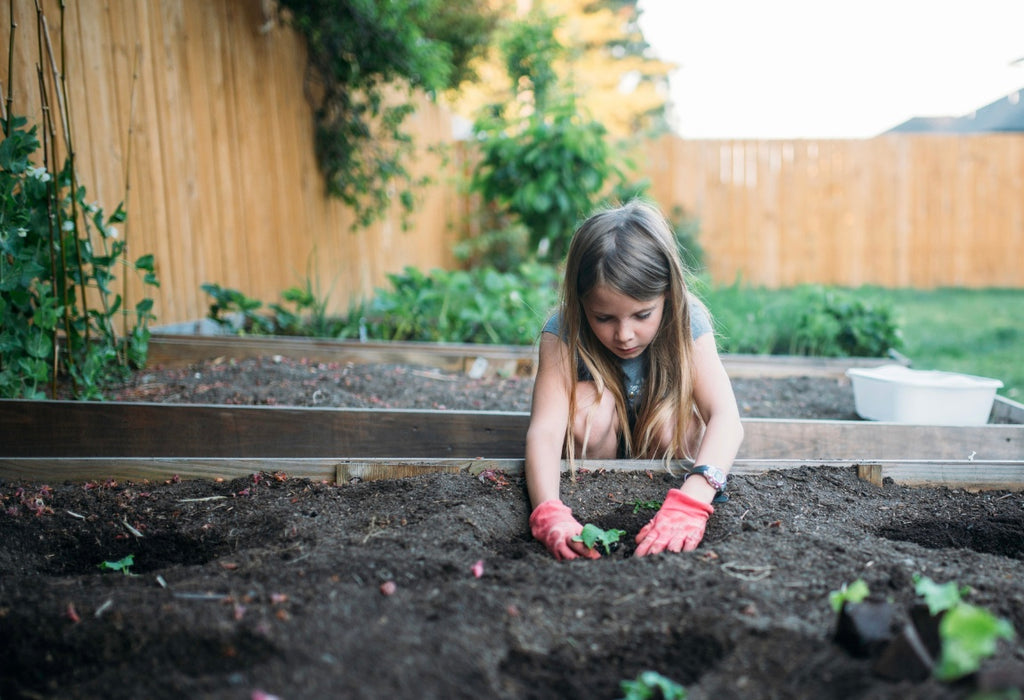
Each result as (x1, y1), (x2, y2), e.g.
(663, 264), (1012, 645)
(0, 401), (1018, 459)
(2, 457), (1020, 493)
(0, 457), (341, 484)
(993, 395), (1024, 424)
(3, 399), (1022, 461)
(0, 400), (528, 458)
(858, 460), (1024, 491)
(740, 418), (1023, 461)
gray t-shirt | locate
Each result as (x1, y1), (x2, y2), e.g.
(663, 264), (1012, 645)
(541, 298), (712, 414)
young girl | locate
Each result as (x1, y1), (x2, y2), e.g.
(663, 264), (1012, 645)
(526, 200), (744, 560)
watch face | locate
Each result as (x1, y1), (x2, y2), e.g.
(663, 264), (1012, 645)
(697, 466), (726, 490)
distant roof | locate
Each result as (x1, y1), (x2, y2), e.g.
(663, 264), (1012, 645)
(883, 88), (1024, 134)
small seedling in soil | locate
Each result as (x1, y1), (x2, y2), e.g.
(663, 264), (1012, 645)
(630, 499), (661, 514)
(828, 579), (870, 612)
(98, 554), (136, 576)
(913, 575), (1016, 682)
(573, 524), (627, 555)
(618, 670), (687, 699)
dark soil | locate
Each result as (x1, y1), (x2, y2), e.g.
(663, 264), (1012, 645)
(103, 355), (863, 420)
(5, 356), (1024, 699)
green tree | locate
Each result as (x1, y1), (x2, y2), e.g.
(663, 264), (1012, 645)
(452, 0), (674, 138)
(469, 10), (639, 264)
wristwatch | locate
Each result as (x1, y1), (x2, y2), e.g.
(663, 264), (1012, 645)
(688, 464), (728, 492)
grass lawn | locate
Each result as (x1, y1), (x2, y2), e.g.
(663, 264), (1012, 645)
(856, 287), (1022, 401)
(702, 284), (1022, 401)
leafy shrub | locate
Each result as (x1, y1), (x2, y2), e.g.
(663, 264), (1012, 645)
(472, 99), (627, 263)
(202, 280), (341, 338)
(1, 117), (158, 399)
(468, 11), (635, 264)
(356, 263), (559, 345)
(703, 282), (903, 358)
(203, 262), (560, 346)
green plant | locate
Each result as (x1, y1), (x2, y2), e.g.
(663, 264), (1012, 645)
(469, 11), (633, 264)
(201, 283), (273, 334)
(98, 554), (135, 576)
(828, 579), (871, 613)
(913, 575), (1015, 682)
(618, 670), (687, 700)
(202, 273), (340, 338)
(630, 499), (661, 514)
(703, 282), (902, 358)
(276, 0), (498, 229)
(572, 523), (626, 556)
(1, 117), (158, 399)
(356, 263), (560, 345)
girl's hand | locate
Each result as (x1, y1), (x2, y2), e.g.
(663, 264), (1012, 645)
(529, 500), (601, 561)
(634, 489), (714, 556)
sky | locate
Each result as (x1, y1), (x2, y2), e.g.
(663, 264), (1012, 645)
(636, 0), (1024, 138)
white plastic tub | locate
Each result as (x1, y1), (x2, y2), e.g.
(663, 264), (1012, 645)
(845, 364), (1003, 425)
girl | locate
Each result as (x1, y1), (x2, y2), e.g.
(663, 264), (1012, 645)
(526, 200), (744, 560)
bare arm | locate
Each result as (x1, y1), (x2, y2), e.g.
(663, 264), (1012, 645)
(678, 332), (744, 502)
(524, 333), (572, 509)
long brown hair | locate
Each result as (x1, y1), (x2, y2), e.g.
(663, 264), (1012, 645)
(560, 199), (701, 464)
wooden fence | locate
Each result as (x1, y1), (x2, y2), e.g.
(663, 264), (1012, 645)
(4, 1), (1022, 330)
(3, 0), (463, 328)
(642, 134), (1024, 289)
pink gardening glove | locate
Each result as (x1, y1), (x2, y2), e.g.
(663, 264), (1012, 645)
(634, 489), (714, 557)
(529, 500), (601, 561)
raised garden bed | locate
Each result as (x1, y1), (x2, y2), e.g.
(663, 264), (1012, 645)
(2, 338), (1023, 699)
(4, 336), (1022, 489)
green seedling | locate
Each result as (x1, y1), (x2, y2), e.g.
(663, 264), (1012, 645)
(572, 524), (627, 555)
(829, 579), (870, 612)
(618, 670), (687, 700)
(914, 575), (1015, 681)
(98, 554), (136, 576)
(630, 499), (661, 514)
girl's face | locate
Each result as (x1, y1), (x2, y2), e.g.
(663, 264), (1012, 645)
(583, 284), (666, 360)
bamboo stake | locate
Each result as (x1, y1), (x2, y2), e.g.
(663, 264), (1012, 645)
(3, 2), (14, 128)
(119, 42), (141, 362)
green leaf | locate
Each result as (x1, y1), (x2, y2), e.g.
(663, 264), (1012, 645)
(98, 554), (135, 575)
(572, 523), (626, 555)
(829, 579), (870, 612)
(934, 603), (1015, 681)
(25, 329), (52, 359)
(619, 670), (687, 700)
(914, 575), (966, 615)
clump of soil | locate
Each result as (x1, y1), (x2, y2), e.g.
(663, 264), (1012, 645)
(6, 354), (1022, 699)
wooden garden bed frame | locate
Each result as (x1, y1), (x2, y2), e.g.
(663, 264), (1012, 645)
(3, 336), (1022, 490)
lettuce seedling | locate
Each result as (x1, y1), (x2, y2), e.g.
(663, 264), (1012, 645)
(98, 554), (136, 576)
(573, 524), (627, 555)
(914, 575), (1015, 681)
(829, 579), (870, 612)
(618, 670), (687, 700)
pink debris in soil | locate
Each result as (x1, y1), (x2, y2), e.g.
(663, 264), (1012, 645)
(471, 560), (485, 578)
